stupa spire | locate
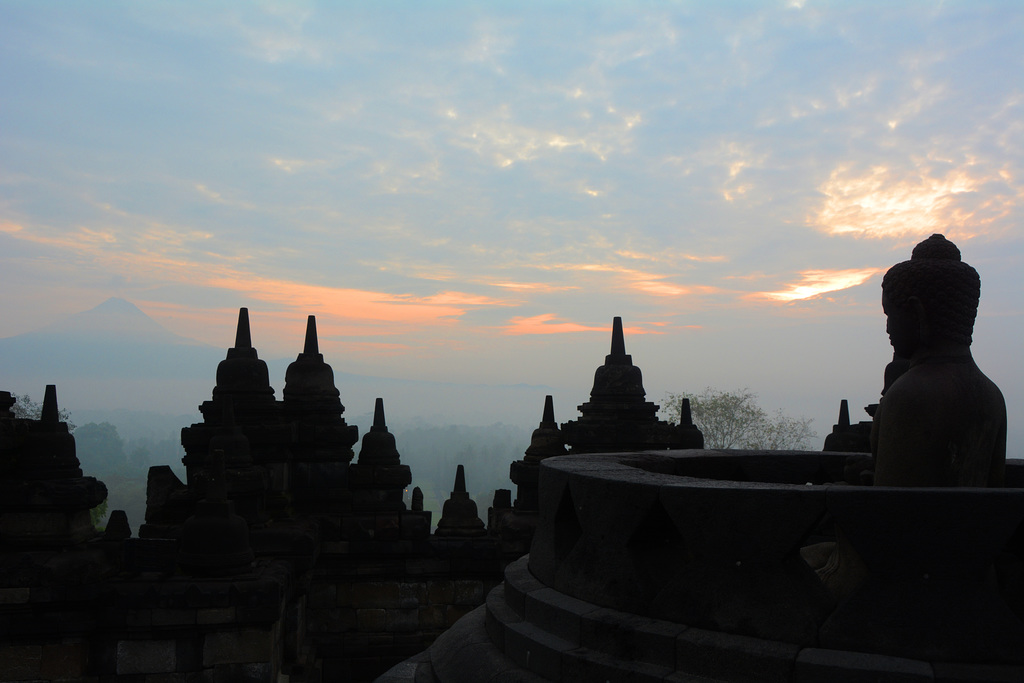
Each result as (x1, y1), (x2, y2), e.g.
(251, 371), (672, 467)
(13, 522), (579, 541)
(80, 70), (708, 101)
(680, 398), (694, 427)
(41, 384), (59, 423)
(303, 315), (319, 356)
(454, 464), (467, 493)
(372, 397), (387, 431)
(541, 394), (555, 426)
(838, 399), (851, 430)
(610, 316), (626, 357)
(234, 308), (252, 349)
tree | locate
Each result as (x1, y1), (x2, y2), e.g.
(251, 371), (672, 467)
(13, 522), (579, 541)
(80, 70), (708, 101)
(74, 422), (127, 476)
(10, 393), (76, 430)
(662, 388), (817, 450)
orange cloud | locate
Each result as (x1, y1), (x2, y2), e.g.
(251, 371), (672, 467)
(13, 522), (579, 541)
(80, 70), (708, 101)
(752, 268), (882, 302)
(205, 274), (510, 326)
(812, 162), (1019, 239)
(1, 217), (513, 347)
(502, 314), (606, 335)
(501, 314), (663, 336)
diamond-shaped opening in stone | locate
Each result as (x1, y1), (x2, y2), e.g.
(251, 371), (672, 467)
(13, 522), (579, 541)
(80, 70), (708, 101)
(553, 484), (582, 561)
(627, 499), (688, 593)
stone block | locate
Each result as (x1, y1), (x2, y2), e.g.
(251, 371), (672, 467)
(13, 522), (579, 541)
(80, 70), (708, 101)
(428, 580), (454, 604)
(306, 607), (331, 633)
(335, 581), (352, 606)
(117, 640), (176, 675)
(503, 619), (572, 681)
(127, 609), (154, 628)
(176, 637), (203, 672)
(351, 581), (400, 608)
(144, 673), (204, 683)
(503, 557), (545, 617)
(203, 628), (274, 666)
(406, 558), (450, 575)
(794, 648), (933, 682)
(561, 647), (672, 683)
(0, 644), (41, 680)
(485, 584), (523, 653)
(0, 587), (30, 604)
(452, 580), (484, 606)
(210, 662), (274, 683)
(399, 582), (427, 608)
(932, 661), (1024, 682)
(676, 627), (799, 682)
(386, 608), (420, 632)
(55, 607), (100, 633)
(152, 608), (197, 627)
(197, 607), (236, 625)
(419, 605), (447, 629)
(580, 607), (686, 669)
(337, 607), (358, 630)
(525, 586), (598, 646)
(307, 582), (336, 607)
(40, 642), (89, 679)
(357, 608), (387, 631)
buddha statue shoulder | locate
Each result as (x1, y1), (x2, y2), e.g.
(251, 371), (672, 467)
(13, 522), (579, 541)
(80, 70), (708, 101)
(871, 234), (1006, 487)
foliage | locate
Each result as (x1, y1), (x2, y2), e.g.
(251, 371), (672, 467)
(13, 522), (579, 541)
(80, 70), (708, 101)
(662, 388), (817, 450)
(10, 393), (76, 430)
(74, 422), (128, 476)
(90, 499), (109, 530)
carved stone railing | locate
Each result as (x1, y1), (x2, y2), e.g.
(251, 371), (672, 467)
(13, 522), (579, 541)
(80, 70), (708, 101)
(529, 451), (1024, 664)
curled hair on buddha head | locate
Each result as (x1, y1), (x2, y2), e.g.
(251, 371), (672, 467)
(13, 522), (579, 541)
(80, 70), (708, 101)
(881, 234), (980, 346)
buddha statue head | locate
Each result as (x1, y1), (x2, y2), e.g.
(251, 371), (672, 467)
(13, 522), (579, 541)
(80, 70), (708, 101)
(880, 234), (980, 358)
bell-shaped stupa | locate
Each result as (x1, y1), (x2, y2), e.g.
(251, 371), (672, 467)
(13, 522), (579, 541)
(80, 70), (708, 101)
(349, 399), (411, 513)
(207, 308), (277, 424)
(561, 317), (703, 453)
(435, 465), (486, 538)
(283, 315), (345, 420)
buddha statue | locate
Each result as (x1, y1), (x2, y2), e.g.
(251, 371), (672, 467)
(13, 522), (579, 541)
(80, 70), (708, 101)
(871, 234), (1006, 487)
(808, 234), (1006, 599)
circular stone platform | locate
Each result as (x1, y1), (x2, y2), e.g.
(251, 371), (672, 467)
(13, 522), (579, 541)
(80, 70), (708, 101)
(379, 451), (1024, 682)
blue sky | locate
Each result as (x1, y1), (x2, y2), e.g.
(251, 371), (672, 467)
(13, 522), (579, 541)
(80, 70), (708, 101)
(1, 1), (1022, 444)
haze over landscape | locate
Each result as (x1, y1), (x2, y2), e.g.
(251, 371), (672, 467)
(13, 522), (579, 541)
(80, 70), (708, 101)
(2, 2), (1022, 455)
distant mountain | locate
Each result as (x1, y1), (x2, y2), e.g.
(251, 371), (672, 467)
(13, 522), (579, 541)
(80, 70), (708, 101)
(0, 297), (223, 382)
(36, 297), (208, 346)
(0, 298), (562, 425)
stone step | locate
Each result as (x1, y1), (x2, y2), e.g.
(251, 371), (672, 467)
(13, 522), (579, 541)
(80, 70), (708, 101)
(487, 556), (1024, 682)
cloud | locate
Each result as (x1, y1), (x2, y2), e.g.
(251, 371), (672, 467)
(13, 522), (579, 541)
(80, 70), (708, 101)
(0, 212), (512, 338)
(811, 162), (1019, 239)
(488, 281), (580, 293)
(752, 268), (883, 302)
(501, 313), (661, 336)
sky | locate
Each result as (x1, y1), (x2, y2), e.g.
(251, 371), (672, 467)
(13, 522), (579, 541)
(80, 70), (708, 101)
(1, 1), (1023, 448)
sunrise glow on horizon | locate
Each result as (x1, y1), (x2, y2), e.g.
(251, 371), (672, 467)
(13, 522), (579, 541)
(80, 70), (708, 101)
(2, 1), (1022, 443)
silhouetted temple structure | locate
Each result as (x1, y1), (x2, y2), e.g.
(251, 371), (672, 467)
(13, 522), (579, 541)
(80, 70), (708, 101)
(382, 235), (1024, 682)
(561, 317), (704, 453)
(0, 311), (507, 681)
(3, 289), (1023, 682)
